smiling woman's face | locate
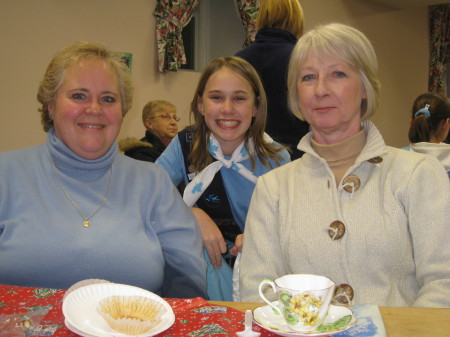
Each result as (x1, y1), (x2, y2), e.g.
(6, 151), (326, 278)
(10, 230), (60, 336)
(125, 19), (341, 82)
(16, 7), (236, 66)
(297, 52), (367, 144)
(49, 59), (123, 159)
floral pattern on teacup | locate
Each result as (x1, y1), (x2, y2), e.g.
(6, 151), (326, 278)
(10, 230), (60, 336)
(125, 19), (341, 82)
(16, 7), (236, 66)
(279, 290), (324, 326)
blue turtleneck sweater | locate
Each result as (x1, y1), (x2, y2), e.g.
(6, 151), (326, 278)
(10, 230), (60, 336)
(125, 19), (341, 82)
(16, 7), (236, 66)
(0, 129), (207, 298)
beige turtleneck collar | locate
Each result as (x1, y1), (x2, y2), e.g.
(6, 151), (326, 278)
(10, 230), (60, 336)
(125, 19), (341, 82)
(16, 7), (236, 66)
(311, 128), (367, 186)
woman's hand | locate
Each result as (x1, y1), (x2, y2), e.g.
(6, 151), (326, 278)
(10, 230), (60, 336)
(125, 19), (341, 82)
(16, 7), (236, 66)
(230, 234), (244, 256)
(191, 208), (227, 268)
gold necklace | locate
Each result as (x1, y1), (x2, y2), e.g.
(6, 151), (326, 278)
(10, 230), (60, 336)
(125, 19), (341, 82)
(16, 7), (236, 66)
(52, 161), (113, 228)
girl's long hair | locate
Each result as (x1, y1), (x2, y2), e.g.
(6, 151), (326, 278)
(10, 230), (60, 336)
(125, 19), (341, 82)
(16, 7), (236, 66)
(189, 57), (285, 172)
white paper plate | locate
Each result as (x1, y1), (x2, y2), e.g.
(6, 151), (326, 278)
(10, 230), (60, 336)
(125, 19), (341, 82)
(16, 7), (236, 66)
(63, 279), (111, 301)
(63, 283), (175, 337)
(253, 302), (356, 337)
(65, 319), (97, 337)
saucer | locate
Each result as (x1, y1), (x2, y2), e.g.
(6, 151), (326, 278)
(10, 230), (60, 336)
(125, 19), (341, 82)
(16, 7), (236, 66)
(253, 302), (356, 337)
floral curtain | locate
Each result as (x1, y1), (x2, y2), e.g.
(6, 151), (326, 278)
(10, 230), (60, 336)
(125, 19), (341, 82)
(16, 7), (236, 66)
(235, 0), (261, 47)
(428, 4), (450, 95)
(154, 0), (200, 72)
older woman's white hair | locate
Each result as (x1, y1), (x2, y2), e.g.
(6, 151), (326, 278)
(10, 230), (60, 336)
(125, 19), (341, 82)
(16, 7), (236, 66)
(288, 23), (381, 121)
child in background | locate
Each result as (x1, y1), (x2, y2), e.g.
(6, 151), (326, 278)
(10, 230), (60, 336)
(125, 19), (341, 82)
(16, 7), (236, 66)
(404, 92), (450, 177)
(156, 57), (290, 300)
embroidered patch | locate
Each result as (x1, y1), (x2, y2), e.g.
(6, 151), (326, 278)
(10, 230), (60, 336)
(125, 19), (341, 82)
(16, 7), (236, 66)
(203, 194), (221, 208)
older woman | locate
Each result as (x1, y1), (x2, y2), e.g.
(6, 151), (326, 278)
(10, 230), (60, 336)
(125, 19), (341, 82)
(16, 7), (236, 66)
(0, 41), (206, 299)
(239, 23), (450, 307)
(120, 100), (179, 162)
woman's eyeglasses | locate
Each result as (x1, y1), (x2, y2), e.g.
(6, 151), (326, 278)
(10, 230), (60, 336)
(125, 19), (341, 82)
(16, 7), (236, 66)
(149, 114), (180, 122)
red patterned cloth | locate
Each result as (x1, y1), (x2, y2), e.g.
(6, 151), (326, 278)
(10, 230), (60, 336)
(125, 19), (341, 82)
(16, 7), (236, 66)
(0, 285), (273, 337)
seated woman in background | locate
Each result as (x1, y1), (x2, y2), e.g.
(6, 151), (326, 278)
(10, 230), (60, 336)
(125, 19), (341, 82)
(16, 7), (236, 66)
(120, 100), (179, 162)
(0, 41), (206, 299)
(156, 56), (290, 300)
(239, 23), (450, 307)
(403, 92), (450, 177)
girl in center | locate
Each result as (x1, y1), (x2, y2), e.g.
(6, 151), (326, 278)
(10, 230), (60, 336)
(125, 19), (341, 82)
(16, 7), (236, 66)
(156, 57), (290, 300)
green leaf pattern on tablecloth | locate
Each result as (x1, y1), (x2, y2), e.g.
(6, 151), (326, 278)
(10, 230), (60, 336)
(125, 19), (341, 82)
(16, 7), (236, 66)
(33, 288), (59, 298)
(25, 305), (53, 312)
(188, 323), (228, 336)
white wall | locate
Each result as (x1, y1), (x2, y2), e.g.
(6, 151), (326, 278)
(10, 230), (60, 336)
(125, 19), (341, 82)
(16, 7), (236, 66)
(0, 0), (431, 152)
(0, 0), (200, 152)
(206, 0), (246, 61)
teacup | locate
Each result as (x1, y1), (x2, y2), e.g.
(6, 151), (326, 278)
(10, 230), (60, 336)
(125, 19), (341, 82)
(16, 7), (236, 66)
(258, 274), (335, 332)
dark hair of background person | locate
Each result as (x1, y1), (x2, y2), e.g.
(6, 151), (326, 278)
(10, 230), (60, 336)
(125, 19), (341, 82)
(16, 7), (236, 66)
(409, 92), (450, 143)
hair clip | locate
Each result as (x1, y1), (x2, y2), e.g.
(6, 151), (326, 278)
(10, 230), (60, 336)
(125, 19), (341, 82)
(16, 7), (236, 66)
(414, 104), (431, 119)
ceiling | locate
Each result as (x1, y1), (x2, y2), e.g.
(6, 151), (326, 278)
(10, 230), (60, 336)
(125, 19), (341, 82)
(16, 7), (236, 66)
(365, 0), (448, 9)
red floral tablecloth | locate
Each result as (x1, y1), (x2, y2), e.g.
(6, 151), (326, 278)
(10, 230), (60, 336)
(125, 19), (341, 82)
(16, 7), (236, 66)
(0, 284), (274, 337)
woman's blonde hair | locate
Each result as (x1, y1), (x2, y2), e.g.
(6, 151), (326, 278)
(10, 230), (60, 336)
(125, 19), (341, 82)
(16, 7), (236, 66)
(256, 0), (304, 38)
(37, 41), (133, 132)
(189, 57), (284, 171)
(288, 23), (380, 121)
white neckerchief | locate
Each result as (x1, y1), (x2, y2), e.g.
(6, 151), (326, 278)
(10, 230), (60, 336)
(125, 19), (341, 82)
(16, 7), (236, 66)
(183, 133), (272, 207)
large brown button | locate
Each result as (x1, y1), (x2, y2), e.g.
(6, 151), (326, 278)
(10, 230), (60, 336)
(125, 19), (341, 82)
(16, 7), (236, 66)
(334, 284), (354, 305)
(368, 156), (383, 163)
(328, 221), (345, 240)
(342, 175), (361, 193)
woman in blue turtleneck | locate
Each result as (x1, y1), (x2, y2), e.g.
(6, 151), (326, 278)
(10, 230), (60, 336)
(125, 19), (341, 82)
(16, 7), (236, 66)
(0, 41), (207, 299)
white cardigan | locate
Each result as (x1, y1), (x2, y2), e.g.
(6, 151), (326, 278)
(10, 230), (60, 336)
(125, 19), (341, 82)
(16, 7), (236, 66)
(239, 121), (450, 307)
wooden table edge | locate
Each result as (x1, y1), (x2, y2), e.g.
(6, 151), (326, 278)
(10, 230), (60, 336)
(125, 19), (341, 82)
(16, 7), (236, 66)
(208, 301), (450, 336)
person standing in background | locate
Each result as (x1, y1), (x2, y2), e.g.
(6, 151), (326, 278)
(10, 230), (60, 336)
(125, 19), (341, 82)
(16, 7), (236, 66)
(235, 0), (309, 160)
(120, 100), (179, 162)
(403, 92), (450, 177)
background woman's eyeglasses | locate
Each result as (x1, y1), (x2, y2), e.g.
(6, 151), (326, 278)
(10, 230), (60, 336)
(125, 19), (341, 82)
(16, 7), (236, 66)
(149, 114), (180, 122)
